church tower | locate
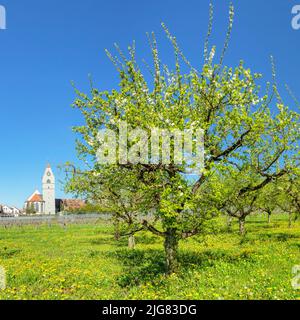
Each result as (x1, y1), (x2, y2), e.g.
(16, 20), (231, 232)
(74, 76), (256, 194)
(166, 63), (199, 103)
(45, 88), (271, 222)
(42, 164), (56, 215)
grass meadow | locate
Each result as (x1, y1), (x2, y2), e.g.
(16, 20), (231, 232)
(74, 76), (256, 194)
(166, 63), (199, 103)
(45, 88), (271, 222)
(0, 214), (299, 300)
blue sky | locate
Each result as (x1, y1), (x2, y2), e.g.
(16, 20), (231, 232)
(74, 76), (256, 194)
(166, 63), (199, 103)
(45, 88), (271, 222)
(0, 0), (299, 208)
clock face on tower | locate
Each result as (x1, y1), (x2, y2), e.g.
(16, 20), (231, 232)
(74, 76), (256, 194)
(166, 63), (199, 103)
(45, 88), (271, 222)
(47, 172), (51, 177)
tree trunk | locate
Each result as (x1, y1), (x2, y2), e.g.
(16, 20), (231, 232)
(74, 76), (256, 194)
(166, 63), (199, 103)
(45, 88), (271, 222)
(164, 229), (179, 275)
(267, 212), (271, 224)
(128, 234), (136, 249)
(288, 213), (293, 228)
(239, 218), (246, 235)
(227, 216), (233, 230)
(114, 219), (120, 241)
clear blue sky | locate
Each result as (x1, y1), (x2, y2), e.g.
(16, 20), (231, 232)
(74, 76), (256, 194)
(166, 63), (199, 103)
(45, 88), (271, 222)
(0, 0), (299, 208)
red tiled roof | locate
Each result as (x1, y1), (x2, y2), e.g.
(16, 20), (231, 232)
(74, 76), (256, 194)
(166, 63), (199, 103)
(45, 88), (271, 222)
(27, 192), (43, 203)
(60, 199), (86, 210)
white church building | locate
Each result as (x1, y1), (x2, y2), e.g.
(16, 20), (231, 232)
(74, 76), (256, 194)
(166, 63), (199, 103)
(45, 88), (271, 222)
(24, 165), (56, 215)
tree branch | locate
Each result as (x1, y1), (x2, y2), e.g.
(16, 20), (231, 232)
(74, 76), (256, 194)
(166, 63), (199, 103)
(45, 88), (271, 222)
(239, 169), (287, 196)
(142, 220), (166, 237)
(210, 129), (251, 162)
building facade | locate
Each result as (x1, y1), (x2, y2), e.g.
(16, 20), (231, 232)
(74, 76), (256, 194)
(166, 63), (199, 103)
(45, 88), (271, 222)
(24, 165), (56, 215)
(24, 190), (45, 214)
(0, 204), (21, 217)
(42, 165), (56, 215)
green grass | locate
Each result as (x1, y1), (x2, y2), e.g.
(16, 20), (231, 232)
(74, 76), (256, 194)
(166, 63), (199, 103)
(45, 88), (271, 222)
(0, 214), (299, 300)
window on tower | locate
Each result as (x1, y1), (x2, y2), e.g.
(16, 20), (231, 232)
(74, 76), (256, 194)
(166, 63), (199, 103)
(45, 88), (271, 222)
(47, 179), (51, 184)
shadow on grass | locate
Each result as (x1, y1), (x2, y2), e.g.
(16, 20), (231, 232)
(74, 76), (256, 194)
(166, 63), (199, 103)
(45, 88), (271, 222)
(291, 242), (300, 250)
(247, 220), (269, 225)
(0, 247), (22, 259)
(258, 233), (299, 242)
(252, 223), (281, 230)
(109, 247), (257, 287)
(90, 232), (161, 248)
(90, 237), (128, 247)
(239, 232), (299, 245)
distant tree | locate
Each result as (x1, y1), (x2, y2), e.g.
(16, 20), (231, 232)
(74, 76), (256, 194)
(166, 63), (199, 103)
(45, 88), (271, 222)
(257, 182), (280, 224)
(25, 203), (36, 215)
(218, 165), (275, 235)
(213, 108), (298, 235)
(64, 165), (153, 249)
(277, 173), (300, 228)
(224, 195), (258, 235)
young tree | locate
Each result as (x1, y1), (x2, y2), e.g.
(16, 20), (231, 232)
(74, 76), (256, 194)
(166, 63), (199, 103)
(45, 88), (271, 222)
(64, 164), (157, 249)
(218, 169), (258, 235)
(25, 203), (37, 215)
(224, 195), (258, 235)
(219, 141), (297, 235)
(67, 4), (299, 273)
(257, 182), (280, 223)
(218, 166), (272, 235)
(277, 173), (300, 227)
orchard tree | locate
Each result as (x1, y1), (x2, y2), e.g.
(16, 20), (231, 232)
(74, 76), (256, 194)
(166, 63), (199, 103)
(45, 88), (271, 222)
(217, 167), (258, 235)
(276, 173), (300, 227)
(224, 193), (258, 235)
(217, 166), (274, 235)
(257, 182), (280, 223)
(219, 100), (299, 235)
(64, 164), (155, 248)
(67, 3), (299, 274)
